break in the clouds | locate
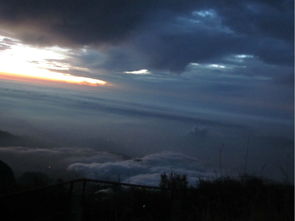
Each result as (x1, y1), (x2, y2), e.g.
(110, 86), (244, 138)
(0, 0), (293, 73)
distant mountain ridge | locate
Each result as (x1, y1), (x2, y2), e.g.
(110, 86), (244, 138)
(0, 129), (44, 147)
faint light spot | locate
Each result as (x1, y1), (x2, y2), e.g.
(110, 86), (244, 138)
(208, 64), (226, 69)
(193, 9), (216, 18)
(235, 54), (253, 59)
(124, 69), (151, 75)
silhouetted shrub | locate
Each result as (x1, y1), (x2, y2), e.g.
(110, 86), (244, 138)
(18, 171), (50, 188)
(0, 160), (15, 193)
(160, 172), (188, 190)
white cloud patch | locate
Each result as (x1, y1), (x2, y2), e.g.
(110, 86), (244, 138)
(207, 64), (226, 69)
(68, 151), (215, 186)
(0, 146), (125, 174)
(235, 54), (254, 59)
(0, 146), (124, 162)
(226, 54), (255, 63)
(124, 69), (151, 75)
(193, 9), (216, 18)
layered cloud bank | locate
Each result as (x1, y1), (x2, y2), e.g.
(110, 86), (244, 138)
(0, 144), (293, 183)
(68, 151), (215, 186)
(0, 145), (215, 186)
(0, 146), (125, 176)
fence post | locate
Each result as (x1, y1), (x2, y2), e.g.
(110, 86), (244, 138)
(69, 181), (74, 199)
(82, 180), (87, 202)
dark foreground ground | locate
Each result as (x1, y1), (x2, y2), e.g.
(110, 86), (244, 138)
(0, 174), (293, 221)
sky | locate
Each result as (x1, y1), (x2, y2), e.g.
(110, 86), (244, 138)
(0, 0), (293, 184)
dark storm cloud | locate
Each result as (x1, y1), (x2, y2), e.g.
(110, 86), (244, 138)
(105, 1), (293, 73)
(0, 0), (293, 72)
(0, 0), (196, 46)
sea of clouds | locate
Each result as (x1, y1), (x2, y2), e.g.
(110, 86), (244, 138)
(0, 146), (216, 186)
(68, 151), (216, 186)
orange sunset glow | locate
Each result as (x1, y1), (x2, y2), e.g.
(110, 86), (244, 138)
(0, 35), (107, 86)
(0, 71), (107, 86)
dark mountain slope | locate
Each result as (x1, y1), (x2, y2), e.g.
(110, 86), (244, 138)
(0, 130), (47, 147)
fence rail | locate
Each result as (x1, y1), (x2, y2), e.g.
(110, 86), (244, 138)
(0, 178), (162, 200)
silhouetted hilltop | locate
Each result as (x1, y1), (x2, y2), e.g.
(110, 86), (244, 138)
(0, 129), (47, 147)
(0, 130), (20, 145)
(0, 160), (15, 193)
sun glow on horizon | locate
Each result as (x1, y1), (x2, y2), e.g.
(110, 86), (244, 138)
(0, 35), (107, 86)
(0, 71), (107, 86)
